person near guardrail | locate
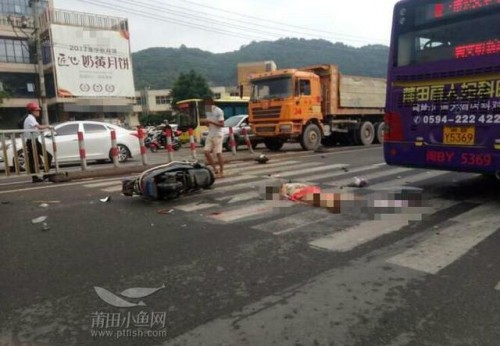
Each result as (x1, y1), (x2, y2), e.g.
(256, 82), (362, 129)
(23, 102), (53, 183)
(201, 97), (224, 178)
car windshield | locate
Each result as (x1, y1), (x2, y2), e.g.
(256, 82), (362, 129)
(224, 116), (245, 128)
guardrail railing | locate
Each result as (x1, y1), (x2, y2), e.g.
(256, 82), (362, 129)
(0, 129), (58, 178)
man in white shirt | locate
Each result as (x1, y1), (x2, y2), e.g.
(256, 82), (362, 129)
(201, 97), (224, 178)
(23, 102), (53, 183)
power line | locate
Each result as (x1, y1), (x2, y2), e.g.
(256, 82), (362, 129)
(71, 0), (385, 48)
(176, 0), (384, 42)
(73, 0), (274, 43)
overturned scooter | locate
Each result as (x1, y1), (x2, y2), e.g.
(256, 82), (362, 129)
(122, 161), (215, 200)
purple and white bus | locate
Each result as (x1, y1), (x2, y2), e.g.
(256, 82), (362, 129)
(384, 0), (500, 179)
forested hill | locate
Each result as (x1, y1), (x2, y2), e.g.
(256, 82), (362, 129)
(132, 38), (389, 90)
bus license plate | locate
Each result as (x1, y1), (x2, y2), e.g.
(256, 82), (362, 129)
(443, 126), (475, 145)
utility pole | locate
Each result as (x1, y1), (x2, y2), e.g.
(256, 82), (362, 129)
(31, 0), (49, 125)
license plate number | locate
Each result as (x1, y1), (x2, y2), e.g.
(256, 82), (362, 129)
(443, 126), (475, 145)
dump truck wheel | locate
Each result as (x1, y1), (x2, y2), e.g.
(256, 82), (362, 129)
(300, 123), (321, 151)
(359, 121), (375, 146)
(375, 122), (385, 144)
(264, 138), (284, 151)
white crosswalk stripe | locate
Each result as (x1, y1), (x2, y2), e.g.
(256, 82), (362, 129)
(324, 166), (413, 187)
(369, 170), (452, 189)
(274, 163), (348, 178)
(296, 162), (387, 183)
(387, 203), (500, 274)
(77, 160), (499, 289)
(307, 199), (456, 252)
(252, 209), (332, 235)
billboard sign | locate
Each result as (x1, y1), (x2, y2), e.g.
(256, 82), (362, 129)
(51, 24), (135, 98)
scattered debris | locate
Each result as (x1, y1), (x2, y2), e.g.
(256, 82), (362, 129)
(157, 209), (174, 214)
(100, 196), (111, 203)
(346, 177), (368, 188)
(41, 222), (50, 231)
(32, 216), (47, 224)
(314, 145), (327, 153)
(255, 154), (269, 164)
(342, 167), (349, 172)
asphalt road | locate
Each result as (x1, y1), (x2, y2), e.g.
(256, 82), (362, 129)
(0, 144), (499, 346)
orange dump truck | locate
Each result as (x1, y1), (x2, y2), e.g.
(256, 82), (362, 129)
(248, 64), (386, 151)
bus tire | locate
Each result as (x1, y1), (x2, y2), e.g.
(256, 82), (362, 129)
(359, 121), (375, 146)
(375, 122), (385, 144)
(300, 123), (321, 151)
(264, 138), (284, 151)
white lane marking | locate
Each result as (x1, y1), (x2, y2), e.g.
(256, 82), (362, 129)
(175, 202), (219, 212)
(296, 162), (386, 183)
(101, 185), (123, 193)
(229, 160), (301, 172)
(208, 203), (272, 222)
(84, 180), (123, 188)
(0, 176), (126, 195)
(215, 191), (260, 204)
(387, 203), (500, 274)
(308, 199), (457, 252)
(370, 170), (451, 189)
(309, 219), (413, 252)
(276, 164), (348, 178)
(251, 209), (332, 235)
(235, 161), (324, 176)
(324, 167), (412, 187)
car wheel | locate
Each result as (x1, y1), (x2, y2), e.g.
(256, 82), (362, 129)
(113, 144), (130, 162)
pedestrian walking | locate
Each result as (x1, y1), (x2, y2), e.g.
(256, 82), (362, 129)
(201, 97), (224, 178)
(23, 102), (53, 183)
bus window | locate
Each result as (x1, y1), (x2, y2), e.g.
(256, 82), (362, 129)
(396, 10), (500, 66)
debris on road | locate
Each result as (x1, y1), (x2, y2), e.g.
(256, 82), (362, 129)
(32, 216), (47, 224)
(100, 196), (112, 203)
(157, 209), (174, 214)
(39, 203), (49, 208)
(41, 222), (50, 231)
(255, 154), (269, 164)
(346, 177), (368, 188)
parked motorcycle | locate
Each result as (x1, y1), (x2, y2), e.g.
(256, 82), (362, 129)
(146, 129), (181, 153)
(122, 161), (215, 200)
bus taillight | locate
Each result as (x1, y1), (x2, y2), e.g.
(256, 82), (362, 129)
(384, 111), (404, 141)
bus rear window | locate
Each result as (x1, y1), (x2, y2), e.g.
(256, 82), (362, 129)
(396, 11), (500, 66)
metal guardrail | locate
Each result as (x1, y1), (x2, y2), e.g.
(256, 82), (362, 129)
(0, 129), (58, 178)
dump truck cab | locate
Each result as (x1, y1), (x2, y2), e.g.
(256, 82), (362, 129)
(249, 69), (324, 150)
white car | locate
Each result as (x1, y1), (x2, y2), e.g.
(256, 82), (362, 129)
(0, 121), (141, 170)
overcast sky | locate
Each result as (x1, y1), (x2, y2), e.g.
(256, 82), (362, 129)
(53, 0), (400, 54)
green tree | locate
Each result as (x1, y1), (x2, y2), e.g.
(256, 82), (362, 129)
(170, 70), (212, 105)
(0, 90), (9, 104)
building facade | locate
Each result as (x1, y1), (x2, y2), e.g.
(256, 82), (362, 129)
(0, 0), (136, 129)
